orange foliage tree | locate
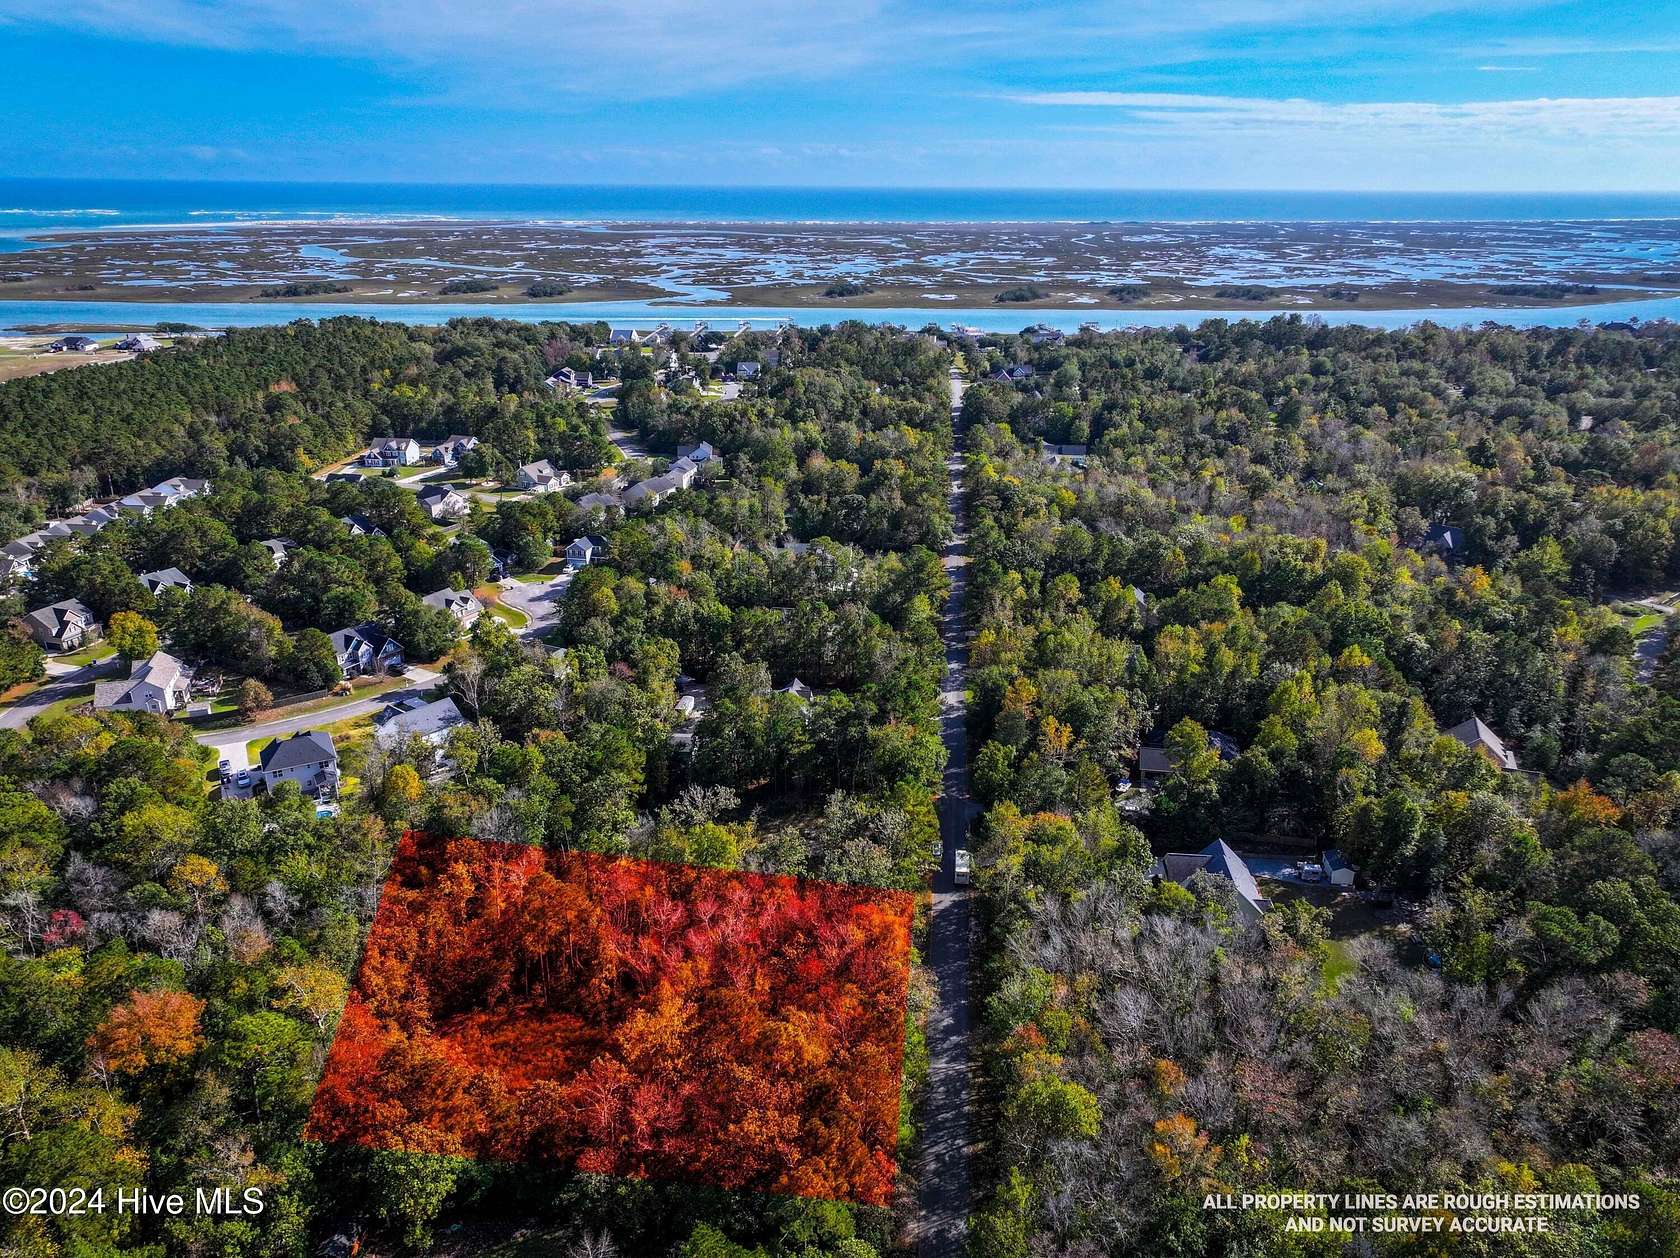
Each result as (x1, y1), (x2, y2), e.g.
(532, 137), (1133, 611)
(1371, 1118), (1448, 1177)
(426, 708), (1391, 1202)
(87, 989), (205, 1076)
(307, 833), (914, 1206)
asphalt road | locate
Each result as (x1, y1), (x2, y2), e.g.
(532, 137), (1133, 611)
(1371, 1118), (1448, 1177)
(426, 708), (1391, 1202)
(916, 370), (978, 1257)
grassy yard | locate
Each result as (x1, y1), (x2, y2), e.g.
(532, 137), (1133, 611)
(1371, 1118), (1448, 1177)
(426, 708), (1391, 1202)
(1626, 612), (1665, 636)
(40, 685), (93, 719)
(51, 642), (117, 667)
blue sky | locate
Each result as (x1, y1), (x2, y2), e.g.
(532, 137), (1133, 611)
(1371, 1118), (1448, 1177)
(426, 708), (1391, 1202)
(2, 0), (1679, 190)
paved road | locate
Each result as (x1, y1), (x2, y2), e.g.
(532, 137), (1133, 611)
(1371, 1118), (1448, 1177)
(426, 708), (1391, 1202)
(0, 657), (120, 730)
(917, 368), (977, 1258)
(193, 666), (440, 757)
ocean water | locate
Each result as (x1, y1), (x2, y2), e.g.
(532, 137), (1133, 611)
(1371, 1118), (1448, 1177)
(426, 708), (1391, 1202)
(5, 294), (1680, 336)
(4, 178), (1680, 232)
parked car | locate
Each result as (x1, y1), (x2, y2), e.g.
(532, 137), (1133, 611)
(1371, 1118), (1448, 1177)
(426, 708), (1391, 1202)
(954, 849), (973, 886)
(236, 771), (252, 787)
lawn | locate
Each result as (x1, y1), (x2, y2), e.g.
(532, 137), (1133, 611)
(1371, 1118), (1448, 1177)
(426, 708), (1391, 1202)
(52, 642), (117, 667)
(1626, 612), (1664, 636)
(485, 602), (530, 629)
(40, 684), (93, 719)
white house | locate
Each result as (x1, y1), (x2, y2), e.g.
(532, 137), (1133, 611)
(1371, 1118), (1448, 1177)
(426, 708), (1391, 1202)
(362, 437), (422, 468)
(417, 484), (471, 521)
(678, 440), (717, 464)
(516, 460), (571, 494)
(340, 513), (384, 538)
(376, 696), (468, 775)
(566, 535), (607, 568)
(258, 731), (339, 798)
(93, 651), (191, 714)
(422, 588), (483, 630)
(430, 435), (480, 466)
(1321, 849), (1356, 887)
(116, 333), (159, 352)
(666, 456), (700, 489)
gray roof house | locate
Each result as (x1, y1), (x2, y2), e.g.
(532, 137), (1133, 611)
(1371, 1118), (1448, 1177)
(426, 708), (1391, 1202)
(259, 538), (297, 567)
(423, 588), (483, 629)
(1446, 716), (1520, 772)
(430, 435), (480, 466)
(417, 484), (471, 521)
(138, 567), (193, 597)
(1041, 441), (1089, 468)
(623, 473), (679, 507)
(516, 459), (570, 493)
(1422, 524), (1466, 557)
(678, 440), (717, 463)
(362, 437), (422, 467)
(566, 535), (608, 568)
(1321, 848), (1355, 887)
(341, 513), (384, 538)
(776, 677), (816, 703)
(576, 491), (623, 514)
(258, 730), (339, 797)
(94, 650), (191, 714)
(23, 598), (99, 651)
(1150, 839), (1271, 924)
(1138, 730), (1241, 784)
(329, 624), (403, 677)
(376, 697), (468, 766)
(116, 333), (159, 352)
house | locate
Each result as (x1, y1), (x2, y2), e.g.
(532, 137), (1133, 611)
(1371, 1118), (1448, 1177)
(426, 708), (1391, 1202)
(1150, 839), (1271, 924)
(0, 554), (31, 586)
(1137, 729), (1241, 786)
(49, 335), (99, 353)
(1025, 325), (1064, 345)
(116, 333), (159, 352)
(735, 360), (761, 380)
(1422, 523), (1466, 558)
(416, 485), (471, 521)
(93, 650), (191, 715)
(258, 730), (339, 798)
(623, 474), (679, 508)
(362, 437), (422, 468)
(1041, 441), (1090, 468)
(329, 624), (404, 677)
(422, 588), (483, 630)
(376, 696), (467, 762)
(116, 490), (170, 516)
(1446, 715), (1520, 772)
(2, 535), (46, 561)
(575, 491), (623, 514)
(152, 476), (210, 500)
(516, 459), (571, 494)
(990, 364), (1036, 383)
(430, 435), (480, 466)
(62, 513), (113, 538)
(22, 598), (99, 651)
(547, 367), (594, 393)
(340, 513), (384, 538)
(678, 440), (718, 464)
(566, 535), (608, 569)
(1321, 849), (1356, 888)
(666, 456), (700, 490)
(776, 677), (816, 704)
(138, 567), (193, 597)
(259, 538), (297, 567)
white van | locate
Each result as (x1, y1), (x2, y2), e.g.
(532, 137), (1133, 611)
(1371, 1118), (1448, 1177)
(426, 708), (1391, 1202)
(953, 849), (973, 886)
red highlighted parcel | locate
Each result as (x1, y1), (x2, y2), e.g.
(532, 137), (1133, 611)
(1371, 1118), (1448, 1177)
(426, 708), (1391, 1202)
(306, 834), (914, 1206)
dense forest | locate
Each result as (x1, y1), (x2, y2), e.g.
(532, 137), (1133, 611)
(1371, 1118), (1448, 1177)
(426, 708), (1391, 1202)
(0, 319), (951, 1258)
(4, 314), (1680, 1257)
(958, 319), (1680, 1256)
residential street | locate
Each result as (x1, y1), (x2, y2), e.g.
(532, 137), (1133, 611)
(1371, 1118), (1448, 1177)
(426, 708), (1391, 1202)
(496, 570), (572, 640)
(917, 368), (977, 1257)
(193, 666), (440, 760)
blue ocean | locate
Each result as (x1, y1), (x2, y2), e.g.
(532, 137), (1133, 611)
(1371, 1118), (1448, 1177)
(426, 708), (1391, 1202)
(5, 178), (1680, 232)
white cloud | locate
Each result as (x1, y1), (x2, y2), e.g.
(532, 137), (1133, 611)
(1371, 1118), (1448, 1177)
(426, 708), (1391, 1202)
(1004, 91), (1680, 140)
(0, 0), (898, 97)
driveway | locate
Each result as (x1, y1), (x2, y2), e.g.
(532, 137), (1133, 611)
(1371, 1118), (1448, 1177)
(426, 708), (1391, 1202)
(0, 656), (121, 730)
